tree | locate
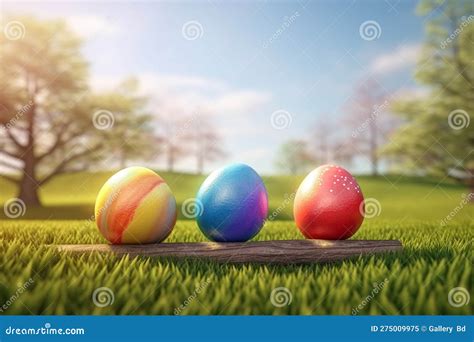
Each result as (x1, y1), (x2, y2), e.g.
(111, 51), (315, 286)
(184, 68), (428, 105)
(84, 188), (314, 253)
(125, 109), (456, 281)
(275, 140), (315, 175)
(190, 116), (225, 174)
(95, 78), (157, 168)
(382, 0), (474, 194)
(0, 17), (93, 205)
(309, 117), (361, 168)
(0, 17), (154, 205)
(159, 115), (189, 172)
(344, 78), (393, 176)
(311, 118), (333, 165)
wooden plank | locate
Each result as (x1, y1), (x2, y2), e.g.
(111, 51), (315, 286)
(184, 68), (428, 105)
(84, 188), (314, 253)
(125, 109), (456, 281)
(57, 239), (402, 265)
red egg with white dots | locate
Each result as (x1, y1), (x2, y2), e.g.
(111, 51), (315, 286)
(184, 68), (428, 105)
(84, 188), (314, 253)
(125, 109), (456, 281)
(293, 164), (365, 240)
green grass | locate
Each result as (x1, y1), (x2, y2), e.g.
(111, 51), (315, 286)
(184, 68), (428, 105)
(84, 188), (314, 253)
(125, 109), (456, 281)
(0, 171), (472, 314)
(1, 171), (472, 221)
(0, 219), (472, 315)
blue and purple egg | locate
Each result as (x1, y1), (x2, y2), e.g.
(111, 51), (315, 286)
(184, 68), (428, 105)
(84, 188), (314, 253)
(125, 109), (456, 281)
(196, 163), (268, 242)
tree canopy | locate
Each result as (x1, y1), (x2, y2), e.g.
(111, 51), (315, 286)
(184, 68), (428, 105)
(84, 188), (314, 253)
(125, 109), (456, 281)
(0, 17), (155, 205)
(383, 0), (473, 179)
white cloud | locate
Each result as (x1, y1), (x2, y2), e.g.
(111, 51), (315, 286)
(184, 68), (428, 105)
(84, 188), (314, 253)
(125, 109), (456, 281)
(89, 72), (273, 173)
(370, 44), (421, 75)
(391, 86), (429, 100)
(140, 74), (226, 92)
(210, 90), (272, 115)
(90, 72), (271, 118)
(3, 10), (120, 39)
(66, 15), (119, 39)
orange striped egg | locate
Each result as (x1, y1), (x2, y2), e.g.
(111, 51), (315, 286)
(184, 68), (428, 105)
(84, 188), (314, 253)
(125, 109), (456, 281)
(95, 167), (177, 244)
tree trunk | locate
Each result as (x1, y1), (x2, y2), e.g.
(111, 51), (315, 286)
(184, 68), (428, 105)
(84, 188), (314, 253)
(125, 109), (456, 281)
(320, 134), (328, 164)
(18, 173), (40, 206)
(369, 118), (379, 176)
(371, 154), (379, 176)
(291, 164), (297, 175)
(17, 99), (41, 206)
(119, 150), (126, 169)
(167, 144), (174, 172)
(197, 150), (203, 175)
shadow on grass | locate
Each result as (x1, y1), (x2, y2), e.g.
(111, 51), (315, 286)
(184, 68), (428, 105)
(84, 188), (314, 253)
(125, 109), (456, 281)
(0, 205), (95, 220)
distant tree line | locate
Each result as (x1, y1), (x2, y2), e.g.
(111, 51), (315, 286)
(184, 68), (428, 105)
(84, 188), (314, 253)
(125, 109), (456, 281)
(275, 78), (395, 177)
(0, 16), (224, 206)
(276, 0), (473, 198)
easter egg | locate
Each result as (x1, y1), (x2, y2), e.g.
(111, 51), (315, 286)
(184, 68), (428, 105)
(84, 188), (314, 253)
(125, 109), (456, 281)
(293, 164), (364, 240)
(95, 167), (177, 244)
(196, 163), (268, 242)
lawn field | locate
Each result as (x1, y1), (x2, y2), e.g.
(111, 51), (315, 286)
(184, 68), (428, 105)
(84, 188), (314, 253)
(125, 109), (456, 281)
(0, 220), (472, 315)
(0, 171), (472, 315)
(1, 170), (473, 221)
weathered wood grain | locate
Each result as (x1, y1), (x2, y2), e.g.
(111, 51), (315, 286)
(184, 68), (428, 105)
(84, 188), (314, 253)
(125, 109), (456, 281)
(57, 239), (402, 265)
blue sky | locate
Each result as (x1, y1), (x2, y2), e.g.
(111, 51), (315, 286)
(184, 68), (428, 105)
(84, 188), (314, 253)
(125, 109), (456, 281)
(2, 0), (427, 174)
